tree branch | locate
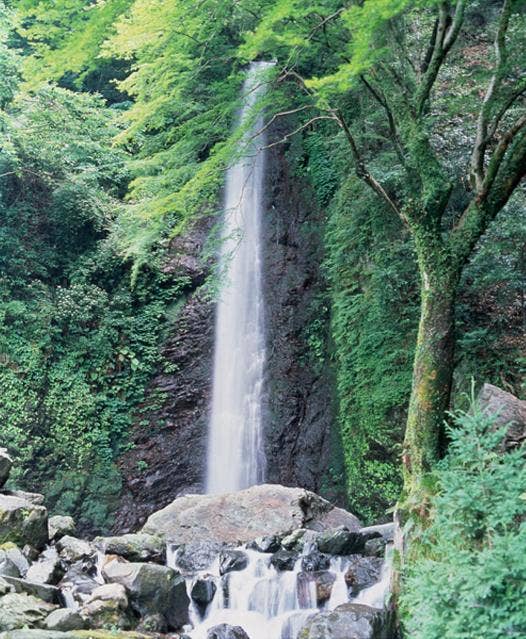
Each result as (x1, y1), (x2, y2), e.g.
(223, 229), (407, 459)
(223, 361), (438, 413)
(451, 124), (526, 266)
(257, 115), (338, 151)
(360, 75), (407, 167)
(416, 0), (466, 116)
(335, 110), (404, 221)
(470, 0), (513, 190)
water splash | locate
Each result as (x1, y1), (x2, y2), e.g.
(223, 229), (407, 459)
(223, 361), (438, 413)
(206, 62), (273, 494)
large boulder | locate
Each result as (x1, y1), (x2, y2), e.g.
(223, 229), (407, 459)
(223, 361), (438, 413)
(44, 608), (86, 632)
(56, 537), (94, 563)
(94, 533), (165, 564)
(297, 570), (336, 605)
(218, 550), (248, 575)
(102, 559), (189, 629)
(1, 576), (60, 604)
(80, 583), (132, 630)
(0, 496), (48, 550)
(478, 383), (526, 449)
(48, 516), (75, 542)
(316, 529), (366, 556)
(0, 593), (56, 631)
(172, 542), (223, 574)
(298, 603), (391, 639)
(0, 449), (13, 488)
(142, 484), (361, 544)
(26, 548), (64, 585)
(191, 576), (217, 607)
(344, 557), (384, 595)
(58, 559), (99, 601)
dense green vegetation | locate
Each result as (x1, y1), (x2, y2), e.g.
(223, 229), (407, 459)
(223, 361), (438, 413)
(401, 405), (526, 638)
(0, 1), (524, 633)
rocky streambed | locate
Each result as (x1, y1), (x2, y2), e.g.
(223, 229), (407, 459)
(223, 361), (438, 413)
(0, 455), (394, 639)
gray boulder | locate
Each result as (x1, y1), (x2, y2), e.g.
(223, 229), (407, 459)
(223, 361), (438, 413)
(102, 558), (189, 629)
(48, 516), (75, 542)
(80, 582), (131, 630)
(317, 529), (366, 555)
(270, 549), (298, 571)
(56, 537), (94, 563)
(0, 576), (14, 595)
(26, 549), (64, 585)
(344, 556), (384, 595)
(297, 570), (336, 605)
(94, 533), (165, 563)
(191, 576), (217, 607)
(207, 624), (250, 639)
(0, 449), (13, 488)
(44, 608), (85, 631)
(57, 559), (99, 600)
(1, 492), (44, 506)
(246, 535), (280, 553)
(218, 550), (248, 575)
(478, 383), (526, 449)
(142, 484), (361, 544)
(299, 603), (391, 639)
(0, 593), (56, 631)
(0, 495), (48, 550)
(2, 576), (60, 604)
(301, 549), (330, 573)
(173, 542), (223, 574)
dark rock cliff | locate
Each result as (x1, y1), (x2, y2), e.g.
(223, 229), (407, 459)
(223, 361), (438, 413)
(113, 219), (214, 533)
(113, 135), (345, 533)
(262, 136), (345, 502)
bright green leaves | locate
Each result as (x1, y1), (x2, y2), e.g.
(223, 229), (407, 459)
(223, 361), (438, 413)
(0, 1), (18, 107)
(16, 0), (133, 87)
(401, 409), (526, 638)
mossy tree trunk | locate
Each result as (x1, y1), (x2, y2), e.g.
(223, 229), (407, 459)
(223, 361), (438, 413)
(402, 263), (459, 492)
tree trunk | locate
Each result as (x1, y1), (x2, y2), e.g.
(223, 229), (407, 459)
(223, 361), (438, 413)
(402, 267), (459, 495)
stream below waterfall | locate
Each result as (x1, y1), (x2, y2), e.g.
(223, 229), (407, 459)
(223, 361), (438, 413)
(168, 542), (392, 639)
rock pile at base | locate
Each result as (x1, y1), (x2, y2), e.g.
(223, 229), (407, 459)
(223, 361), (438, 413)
(0, 464), (392, 639)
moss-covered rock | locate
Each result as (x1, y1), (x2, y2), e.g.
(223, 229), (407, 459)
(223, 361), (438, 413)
(0, 496), (48, 550)
(93, 533), (165, 563)
(0, 593), (56, 631)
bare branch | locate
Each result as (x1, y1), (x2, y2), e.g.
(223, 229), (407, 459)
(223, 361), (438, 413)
(335, 110), (404, 221)
(416, 1), (466, 116)
(470, 0), (513, 190)
(360, 75), (407, 167)
(248, 105), (318, 140)
(479, 113), (526, 200)
(308, 8), (345, 39)
(258, 115), (338, 151)
(486, 79), (526, 141)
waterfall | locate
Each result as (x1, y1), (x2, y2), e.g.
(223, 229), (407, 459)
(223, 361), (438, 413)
(206, 62), (272, 494)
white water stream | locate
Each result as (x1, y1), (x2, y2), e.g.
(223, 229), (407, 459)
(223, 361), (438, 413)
(168, 543), (392, 639)
(206, 62), (273, 494)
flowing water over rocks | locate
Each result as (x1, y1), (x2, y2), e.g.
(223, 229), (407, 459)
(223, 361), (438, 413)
(170, 532), (392, 639)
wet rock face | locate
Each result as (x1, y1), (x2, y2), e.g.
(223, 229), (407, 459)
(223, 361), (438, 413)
(207, 624), (250, 639)
(261, 127), (345, 504)
(113, 216), (215, 533)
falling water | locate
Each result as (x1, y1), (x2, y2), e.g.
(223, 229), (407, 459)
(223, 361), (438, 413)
(206, 62), (272, 494)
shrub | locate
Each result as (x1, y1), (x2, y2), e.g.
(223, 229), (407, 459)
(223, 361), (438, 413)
(401, 407), (526, 639)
